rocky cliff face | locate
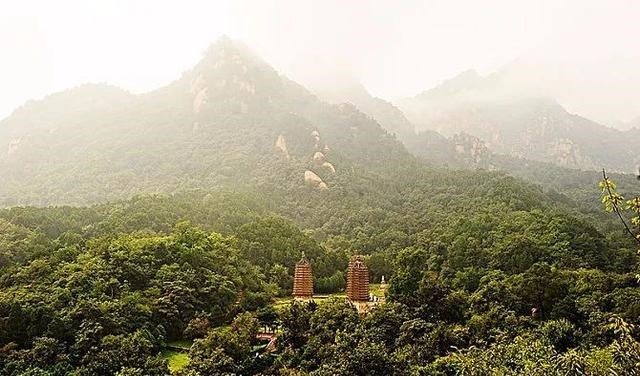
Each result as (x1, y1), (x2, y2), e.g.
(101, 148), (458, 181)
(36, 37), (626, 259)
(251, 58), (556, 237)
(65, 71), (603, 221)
(452, 133), (491, 164)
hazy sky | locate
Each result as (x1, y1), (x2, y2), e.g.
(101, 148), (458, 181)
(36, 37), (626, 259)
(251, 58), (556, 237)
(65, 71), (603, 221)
(2, 0), (639, 125)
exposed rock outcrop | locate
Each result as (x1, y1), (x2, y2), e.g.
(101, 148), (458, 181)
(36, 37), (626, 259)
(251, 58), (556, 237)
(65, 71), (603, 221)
(193, 88), (209, 114)
(322, 161), (336, 173)
(547, 138), (596, 169)
(453, 133), (490, 163)
(7, 138), (21, 156)
(190, 73), (206, 95)
(304, 170), (328, 190)
(313, 151), (325, 165)
(311, 130), (320, 147)
(275, 134), (290, 159)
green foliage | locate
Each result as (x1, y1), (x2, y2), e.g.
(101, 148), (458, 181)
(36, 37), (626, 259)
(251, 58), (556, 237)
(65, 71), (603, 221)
(0, 221), (272, 375)
(1, 36), (639, 376)
(161, 349), (190, 373)
(179, 313), (267, 375)
(0, 174), (638, 374)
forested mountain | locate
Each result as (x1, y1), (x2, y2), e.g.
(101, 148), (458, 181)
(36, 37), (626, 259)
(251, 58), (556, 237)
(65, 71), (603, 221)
(310, 78), (416, 141)
(304, 70), (640, 208)
(398, 69), (640, 172)
(403, 130), (640, 213)
(1, 37), (640, 375)
(0, 37), (407, 207)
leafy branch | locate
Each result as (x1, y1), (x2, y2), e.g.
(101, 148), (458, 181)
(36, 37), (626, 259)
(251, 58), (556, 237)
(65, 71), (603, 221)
(599, 169), (640, 246)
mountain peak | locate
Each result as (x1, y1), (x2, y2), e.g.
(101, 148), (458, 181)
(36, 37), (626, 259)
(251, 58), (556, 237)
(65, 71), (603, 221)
(200, 35), (267, 69)
(205, 35), (245, 54)
(184, 36), (288, 116)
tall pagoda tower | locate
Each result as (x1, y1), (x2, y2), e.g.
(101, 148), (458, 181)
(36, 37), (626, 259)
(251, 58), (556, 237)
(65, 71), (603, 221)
(346, 255), (369, 302)
(292, 252), (314, 298)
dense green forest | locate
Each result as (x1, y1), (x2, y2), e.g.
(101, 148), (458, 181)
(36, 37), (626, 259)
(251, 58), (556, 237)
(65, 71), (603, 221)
(1, 166), (639, 374)
(406, 130), (640, 213)
(1, 37), (640, 375)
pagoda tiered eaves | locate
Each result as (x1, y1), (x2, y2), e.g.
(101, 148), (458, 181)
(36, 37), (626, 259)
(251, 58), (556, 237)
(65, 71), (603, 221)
(346, 255), (369, 302)
(293, 256), (314, 298)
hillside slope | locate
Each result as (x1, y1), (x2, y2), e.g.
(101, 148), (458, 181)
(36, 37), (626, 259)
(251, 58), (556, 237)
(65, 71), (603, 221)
(398, 69), (640, 172)
(311, 79), (415, 141)
(0, 37), (408, 206)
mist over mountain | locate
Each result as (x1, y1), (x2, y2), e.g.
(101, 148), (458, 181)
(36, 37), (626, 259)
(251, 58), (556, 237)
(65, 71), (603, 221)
(618, 116), (640, 131)
(492, 59), (640, 127)
(0, 37), (409, 206)
(5, 36), (633, 209)
(398, 67), (640, 172)
(2, 27), (640, 376)
(307, 72), (415, 141)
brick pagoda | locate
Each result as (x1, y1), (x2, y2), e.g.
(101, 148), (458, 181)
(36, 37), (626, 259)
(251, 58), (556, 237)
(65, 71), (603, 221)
(346, 255), (369, 302)
(292, 253), (314, 298)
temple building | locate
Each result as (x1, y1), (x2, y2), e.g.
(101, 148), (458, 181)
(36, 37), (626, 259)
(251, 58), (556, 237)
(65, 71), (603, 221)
(346, 255), (369, 302)
(292, 253), (314, 298)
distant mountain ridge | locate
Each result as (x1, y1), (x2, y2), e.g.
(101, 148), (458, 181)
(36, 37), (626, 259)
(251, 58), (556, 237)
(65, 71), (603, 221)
(398, 69), (640, 172)
(2, 36), (636, 211)
(310, 78), (415, 141)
